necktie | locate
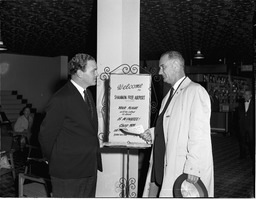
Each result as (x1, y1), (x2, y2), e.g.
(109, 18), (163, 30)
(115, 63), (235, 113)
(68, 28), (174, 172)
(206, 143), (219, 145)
(151, 87), (174, 185)
(161, 87), (174, 113)
(84, 90), (94, 119)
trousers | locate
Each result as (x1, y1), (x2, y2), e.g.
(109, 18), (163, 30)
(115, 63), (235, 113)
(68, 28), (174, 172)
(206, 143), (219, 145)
(51, 175), (97, 198)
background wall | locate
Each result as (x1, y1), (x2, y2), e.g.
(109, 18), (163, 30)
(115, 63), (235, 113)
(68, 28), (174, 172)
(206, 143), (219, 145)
(0, 53), (68, 112)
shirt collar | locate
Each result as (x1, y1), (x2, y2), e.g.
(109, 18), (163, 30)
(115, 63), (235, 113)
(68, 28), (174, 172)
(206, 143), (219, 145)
(71, 79), (85, 97)
(173, 76), (186, 91)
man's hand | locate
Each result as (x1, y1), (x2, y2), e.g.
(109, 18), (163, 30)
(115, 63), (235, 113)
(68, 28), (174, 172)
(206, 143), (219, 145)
(140, 129), (152, 144)
(186, 174), (199, 184)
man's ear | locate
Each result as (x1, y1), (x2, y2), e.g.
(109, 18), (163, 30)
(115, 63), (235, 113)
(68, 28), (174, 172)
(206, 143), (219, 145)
(76, 69), (83, 78)
(173, 60), (180, 71)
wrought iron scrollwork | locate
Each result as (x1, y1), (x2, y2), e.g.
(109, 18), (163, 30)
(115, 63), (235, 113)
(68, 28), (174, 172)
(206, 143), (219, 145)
(115, 177), (137, 197)
(98, 132), (104, 141)
(99, 66), (111, 81)
(99, 64), (139, 81)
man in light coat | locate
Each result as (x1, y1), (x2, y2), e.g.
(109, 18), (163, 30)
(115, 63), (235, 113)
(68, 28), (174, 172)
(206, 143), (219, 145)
(141, 51), (214, 197)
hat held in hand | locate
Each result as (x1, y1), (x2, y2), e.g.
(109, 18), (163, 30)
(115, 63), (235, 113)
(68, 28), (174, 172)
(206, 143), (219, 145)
(173, 173), (208, 197)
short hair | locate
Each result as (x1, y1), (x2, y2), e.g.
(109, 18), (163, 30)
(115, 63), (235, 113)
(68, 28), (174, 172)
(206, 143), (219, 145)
(20, 106), (31, 116)
(244, 88), (252, 94)
(68, 53), (95, 75)
(161, 51), (185, 68)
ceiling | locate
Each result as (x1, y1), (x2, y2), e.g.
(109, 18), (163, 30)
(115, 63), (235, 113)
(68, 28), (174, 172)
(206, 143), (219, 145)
(0, 0), (255, 65)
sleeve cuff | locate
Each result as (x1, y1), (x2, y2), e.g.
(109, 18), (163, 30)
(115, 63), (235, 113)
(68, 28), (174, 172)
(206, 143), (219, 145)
(184, 162), (201, 177)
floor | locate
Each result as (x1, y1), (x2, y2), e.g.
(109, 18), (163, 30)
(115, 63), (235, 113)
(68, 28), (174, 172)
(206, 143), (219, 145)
(211, 133), (254, 198)
(0, 133), (255, 198)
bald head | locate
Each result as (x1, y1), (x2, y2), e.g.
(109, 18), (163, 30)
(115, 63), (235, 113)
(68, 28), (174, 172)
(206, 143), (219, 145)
(159, 51), (186, 86)
(160, 51), (185, 69)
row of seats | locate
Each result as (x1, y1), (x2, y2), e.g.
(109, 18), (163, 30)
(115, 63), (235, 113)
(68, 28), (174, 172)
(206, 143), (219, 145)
(1, 122), (51, 197)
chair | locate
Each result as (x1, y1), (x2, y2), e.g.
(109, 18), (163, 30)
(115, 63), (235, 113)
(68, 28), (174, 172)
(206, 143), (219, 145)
(18, 144), (51, 197)
(0, 134), (16, 180)
(8, 122), (30, 152)
(19, 173), (50, 197)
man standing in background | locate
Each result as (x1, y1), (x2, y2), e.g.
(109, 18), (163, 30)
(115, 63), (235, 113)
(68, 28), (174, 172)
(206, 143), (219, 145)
(237, 89), (254, 161)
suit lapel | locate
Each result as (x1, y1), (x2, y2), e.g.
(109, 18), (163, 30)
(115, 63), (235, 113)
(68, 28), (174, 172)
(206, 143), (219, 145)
(171, 77), (191, 103)
(86, 89), (98, 129)
(68, 82), (98, 130)
(160, 78), (191, 114)
(68, 81), (88, 110)
(69, 82), (95, 117)
(247, 100), (253, 114)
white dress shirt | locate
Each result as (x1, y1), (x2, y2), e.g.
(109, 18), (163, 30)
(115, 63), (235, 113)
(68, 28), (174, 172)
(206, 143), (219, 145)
(71, 79), (86, 100)
(245, 100), (250, 112)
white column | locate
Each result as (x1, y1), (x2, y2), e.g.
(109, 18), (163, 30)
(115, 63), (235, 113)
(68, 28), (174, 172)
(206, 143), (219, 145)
(96, 0), (140, 197)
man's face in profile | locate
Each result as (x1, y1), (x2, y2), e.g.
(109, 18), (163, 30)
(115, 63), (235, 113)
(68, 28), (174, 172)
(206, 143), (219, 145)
(243, 91), (252, 102)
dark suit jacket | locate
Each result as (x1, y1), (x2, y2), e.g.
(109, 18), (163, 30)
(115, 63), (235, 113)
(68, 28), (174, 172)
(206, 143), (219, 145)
(39, 81), (102, 179)
(237, 99), (254, 135)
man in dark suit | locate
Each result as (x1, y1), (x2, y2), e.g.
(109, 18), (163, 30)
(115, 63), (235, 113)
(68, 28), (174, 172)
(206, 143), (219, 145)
(39, 53), (102, 197)
(237, 89), (254, 160)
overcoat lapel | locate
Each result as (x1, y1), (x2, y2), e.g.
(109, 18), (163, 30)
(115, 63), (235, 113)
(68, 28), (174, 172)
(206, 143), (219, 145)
(163, 78), (191, 142)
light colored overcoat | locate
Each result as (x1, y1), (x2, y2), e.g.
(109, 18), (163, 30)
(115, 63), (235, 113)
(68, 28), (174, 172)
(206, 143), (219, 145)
(143, 77), (214, 197)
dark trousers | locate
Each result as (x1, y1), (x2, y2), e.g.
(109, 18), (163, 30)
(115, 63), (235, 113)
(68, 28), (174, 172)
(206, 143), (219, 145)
(238, 128), (253, 159)
(51, 175), (97, 198)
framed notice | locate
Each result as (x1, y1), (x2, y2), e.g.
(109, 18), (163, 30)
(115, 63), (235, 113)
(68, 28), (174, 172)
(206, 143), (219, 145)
(104, 74), (152, 148)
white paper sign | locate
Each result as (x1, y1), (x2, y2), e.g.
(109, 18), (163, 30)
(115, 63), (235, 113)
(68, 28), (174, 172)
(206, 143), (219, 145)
(105, 74), (151, 147)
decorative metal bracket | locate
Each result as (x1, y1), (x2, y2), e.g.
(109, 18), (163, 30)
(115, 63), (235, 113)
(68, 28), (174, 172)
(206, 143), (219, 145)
(99, 64), (140, 81)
